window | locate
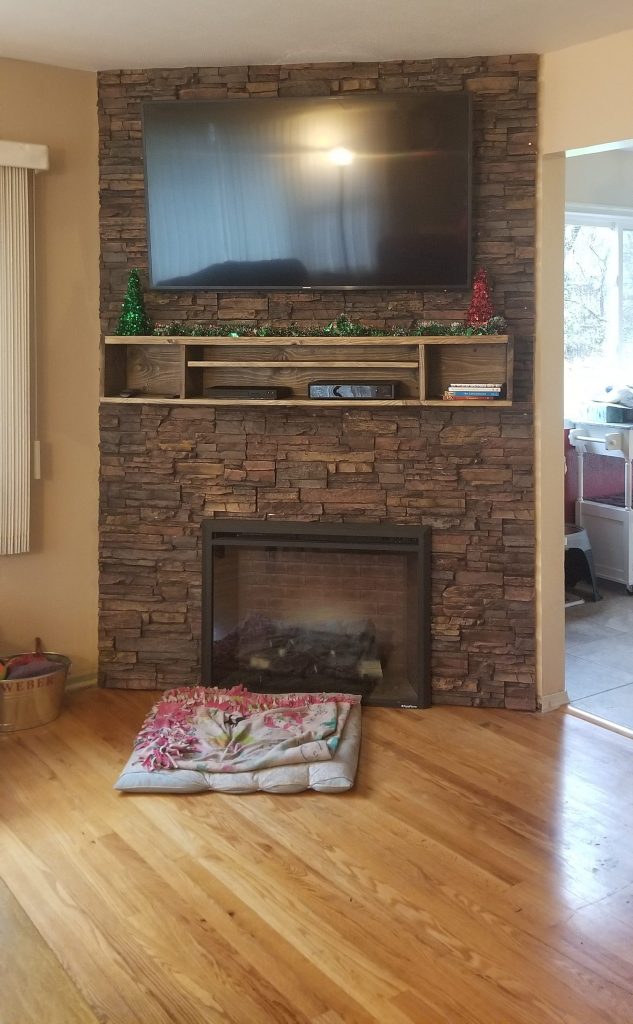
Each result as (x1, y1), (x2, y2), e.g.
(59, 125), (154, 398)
(564, 209), (633, 418)
(0, 141), (46, 555)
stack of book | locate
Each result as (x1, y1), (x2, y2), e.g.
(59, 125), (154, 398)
(443, 382), (504, 401)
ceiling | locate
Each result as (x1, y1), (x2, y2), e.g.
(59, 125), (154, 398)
(1, 0), (633, 72)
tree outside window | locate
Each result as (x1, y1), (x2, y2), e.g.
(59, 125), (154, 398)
(564, 210), (633, 419)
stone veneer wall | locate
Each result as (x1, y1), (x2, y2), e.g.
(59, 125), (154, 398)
(98, 55), (538, 708)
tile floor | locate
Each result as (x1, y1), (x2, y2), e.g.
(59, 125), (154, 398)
(566, 579), (633, 729)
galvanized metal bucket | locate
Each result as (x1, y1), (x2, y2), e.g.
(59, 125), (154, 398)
(0, 653), (70, 732)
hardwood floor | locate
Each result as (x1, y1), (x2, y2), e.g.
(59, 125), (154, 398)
(1, 689), (633, 1023)
(0, 876), (99, 1024)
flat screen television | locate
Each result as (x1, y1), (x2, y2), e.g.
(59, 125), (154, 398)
(143, 93), (472, 291)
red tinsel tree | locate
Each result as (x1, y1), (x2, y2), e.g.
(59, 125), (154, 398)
(467, 269), (494, 327)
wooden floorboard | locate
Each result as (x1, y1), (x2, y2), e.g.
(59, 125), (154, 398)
(0, 875), (100, 1024)
(1, 689), (633, 1023)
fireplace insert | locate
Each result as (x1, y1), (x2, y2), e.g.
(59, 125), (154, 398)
(201, 519), (431, 708)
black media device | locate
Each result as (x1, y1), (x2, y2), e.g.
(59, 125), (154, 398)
(204, 386), (287, 400)
(143, 93), (472, 290)
(308, 381), (398, 400)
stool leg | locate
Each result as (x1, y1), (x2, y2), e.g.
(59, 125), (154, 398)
(583, 549), (602, 602)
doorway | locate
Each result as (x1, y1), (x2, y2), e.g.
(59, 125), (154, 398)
(564, 143), (633, 730)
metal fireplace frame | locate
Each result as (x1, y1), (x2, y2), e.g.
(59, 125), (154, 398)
(201, 518), (431, 708)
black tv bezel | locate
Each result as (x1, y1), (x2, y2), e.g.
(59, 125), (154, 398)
(142, 93), (473, 293)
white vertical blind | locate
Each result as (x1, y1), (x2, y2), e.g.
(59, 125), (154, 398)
(0, 165), (31, 554)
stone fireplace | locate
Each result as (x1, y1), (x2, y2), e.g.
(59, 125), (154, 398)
(99, 403), (535, 707)
(98, 54), (537, 709)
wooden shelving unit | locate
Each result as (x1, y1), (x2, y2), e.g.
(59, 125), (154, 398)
(100, 335), (513, 407)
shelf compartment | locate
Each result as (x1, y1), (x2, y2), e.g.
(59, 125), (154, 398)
(101, 343), (184, 399)
(195, 365), (419, 401)
(422, 339), (513, 403)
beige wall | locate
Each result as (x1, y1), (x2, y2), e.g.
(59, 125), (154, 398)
(0, 59), (99, 679)
(537, 30), (633, 707)
(541, 29), (633, 155)
(566, 150), (633, 210)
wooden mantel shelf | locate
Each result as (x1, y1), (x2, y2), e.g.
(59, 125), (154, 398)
(101, 334), (513, 407)
(100, 396), (430, 407)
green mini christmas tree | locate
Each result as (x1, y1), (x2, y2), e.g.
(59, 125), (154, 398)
(115, 268), (152, 336)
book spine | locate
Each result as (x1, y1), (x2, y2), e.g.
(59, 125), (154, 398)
(447, 391), (502, 398)
(443, 392), (501, 401)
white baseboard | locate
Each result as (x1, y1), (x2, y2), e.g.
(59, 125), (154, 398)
(566, 705), (633, 740)
(538, 689), (569, 713)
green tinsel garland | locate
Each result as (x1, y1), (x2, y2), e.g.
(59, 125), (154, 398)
(151, 313), (507, 339)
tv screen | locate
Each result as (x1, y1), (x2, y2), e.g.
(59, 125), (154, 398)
(143, 94), (472, 291)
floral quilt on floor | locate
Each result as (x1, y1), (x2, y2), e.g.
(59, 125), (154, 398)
(133, 686), (361, 774)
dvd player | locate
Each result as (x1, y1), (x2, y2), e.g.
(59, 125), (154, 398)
(308, 381), (398, 400)
(204, 386), (287, 400)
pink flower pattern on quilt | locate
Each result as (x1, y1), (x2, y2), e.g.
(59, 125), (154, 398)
(132, 686), (359, 774)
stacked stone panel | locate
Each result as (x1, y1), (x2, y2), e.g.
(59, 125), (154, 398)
(98, 55), (538, 708)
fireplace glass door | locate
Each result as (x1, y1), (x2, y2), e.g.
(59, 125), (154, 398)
(201, 520), (430, 708)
